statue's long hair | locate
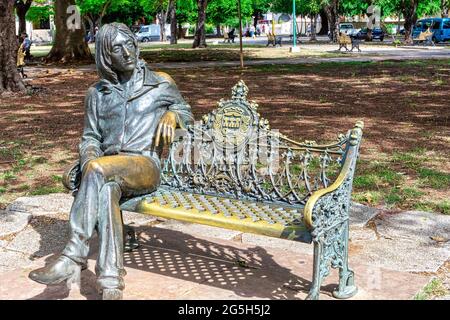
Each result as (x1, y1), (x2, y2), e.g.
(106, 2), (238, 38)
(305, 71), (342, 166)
(95, 22), (140, 84)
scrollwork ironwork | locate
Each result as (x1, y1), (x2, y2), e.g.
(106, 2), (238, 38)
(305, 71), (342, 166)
(160, 80), (352, 206)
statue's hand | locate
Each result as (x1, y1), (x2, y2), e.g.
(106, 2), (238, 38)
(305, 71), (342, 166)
(155, 111), (177, 146)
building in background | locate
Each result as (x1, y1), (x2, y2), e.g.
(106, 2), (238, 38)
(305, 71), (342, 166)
(16, 1), (55, 45)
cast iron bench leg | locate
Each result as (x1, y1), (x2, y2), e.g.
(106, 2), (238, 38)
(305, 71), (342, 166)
(123, 224), (139, 252)
(306, 220), (357, 300)
(332, 221), (357, 299)
(121, 210), (139, 252)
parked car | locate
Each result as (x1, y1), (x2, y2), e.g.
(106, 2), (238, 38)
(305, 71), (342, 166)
(354, 27), (385, 41)
(412, 18), (450, 43)
(135, 24), (170, 42)
(339, 23), (358, 36)
(135, 25), (160, 42)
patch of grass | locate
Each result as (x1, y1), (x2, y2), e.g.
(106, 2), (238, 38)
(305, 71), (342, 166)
(414, 278), (448, 300)
(353, 160), (409, 207)
(437, 200), (450, 215)
(414, 201), (436, 213)
(16, 184), (30, 192)
(377, 168), (403, 184)
(386, 187), (425, 207)
(51, 175), (62, 183)
(0, 187), (6, 194)
(353, 175), (378, 189)
(353, 191), (383, 205)
(420, 131), (435, 138)
(398, 75), (415, 83)
(401, 187), (425, 198)
(29, 185), (65, 196)
(433, 78), (445, 85)
(319, 96), (327, 103)
(31, 156), (48, 165)
(0, 171), (17, 182)
(0, 141), (24, 161)
(392, 151), (423, 169)
(418, 168), (450, 189)
(414, 200), (450, 215)
(290, 164), (302, 174)
(386, 187), (403, 205)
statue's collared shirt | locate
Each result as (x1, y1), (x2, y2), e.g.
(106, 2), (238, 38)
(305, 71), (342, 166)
(79, 62), (193, 170)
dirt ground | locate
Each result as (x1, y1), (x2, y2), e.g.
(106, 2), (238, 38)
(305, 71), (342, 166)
(0, 59), (449, 213)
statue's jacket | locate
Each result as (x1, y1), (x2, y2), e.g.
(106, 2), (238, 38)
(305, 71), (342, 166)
(79, 61), (194, 170)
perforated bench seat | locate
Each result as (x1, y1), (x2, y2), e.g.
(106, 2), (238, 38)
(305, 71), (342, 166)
(121, 188), (312, 243)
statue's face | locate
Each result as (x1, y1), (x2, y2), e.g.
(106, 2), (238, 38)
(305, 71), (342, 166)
(110, 32), (137, 74)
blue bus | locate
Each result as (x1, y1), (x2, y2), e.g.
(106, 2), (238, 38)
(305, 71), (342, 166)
(412, 18), (450, 43)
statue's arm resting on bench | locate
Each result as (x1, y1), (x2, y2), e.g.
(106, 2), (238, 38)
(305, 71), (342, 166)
(155, 76), (195, 130)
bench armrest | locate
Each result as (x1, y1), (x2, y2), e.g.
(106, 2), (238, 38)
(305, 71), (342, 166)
(303, 122), (364, 231)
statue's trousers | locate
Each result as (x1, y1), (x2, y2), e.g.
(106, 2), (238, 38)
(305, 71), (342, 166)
(62, 154), (160, 290)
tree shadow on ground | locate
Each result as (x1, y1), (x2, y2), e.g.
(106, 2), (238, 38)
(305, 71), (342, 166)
(23, 215), (101, 300)
(25, 216), (336, 300)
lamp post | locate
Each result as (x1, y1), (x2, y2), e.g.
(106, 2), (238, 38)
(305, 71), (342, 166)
(238, 0), (244, 68)
(290, 0), (300, 52)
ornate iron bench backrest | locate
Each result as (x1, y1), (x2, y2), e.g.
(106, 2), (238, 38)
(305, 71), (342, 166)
(161, 80), (361, 206)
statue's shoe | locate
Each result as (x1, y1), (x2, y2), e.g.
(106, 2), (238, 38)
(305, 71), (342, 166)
(102, 288), (123, 300)
(28, 256), (81, 286)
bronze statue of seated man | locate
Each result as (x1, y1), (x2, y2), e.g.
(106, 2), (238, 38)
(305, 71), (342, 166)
(28, 23), (194, 300)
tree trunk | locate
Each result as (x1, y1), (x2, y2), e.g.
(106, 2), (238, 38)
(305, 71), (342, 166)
(178, 22), (183, 39)
(46, 0), (92, 63)
(85, 15), (95, 43)
(442, 0), (449, 18)
(310, 14), (317, 41)
(216, 25), (221, 37)
(169, 0), (177, 44)
(0, 0), (26, 92)
(192, 0), (208, 48)
(15, 0), (32, 37)
(324, 1), (339, 42)
(318, 8), (328, 35)
(158, 11), (166, 42)
(403, 0), (419, 44)
(367, 29), (373, 41)
(253, 10), (261, 29)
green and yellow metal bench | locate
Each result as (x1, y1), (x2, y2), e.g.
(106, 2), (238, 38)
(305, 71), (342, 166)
(65, 80), (364, 300)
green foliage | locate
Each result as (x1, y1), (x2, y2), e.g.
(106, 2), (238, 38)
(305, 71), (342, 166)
(207, 0), (272, 27)
(26, 4), (53, 24)
(375, 0), (442, 18)
(104, 1), (153, 25)
(177, 0), (197, 24)
(77, 0), (130, 16)
(272, 0), (322, 15)
(340, 0), (370, 17)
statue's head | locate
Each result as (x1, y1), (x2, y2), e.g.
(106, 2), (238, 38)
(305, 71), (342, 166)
(95, 23), (139, 83)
